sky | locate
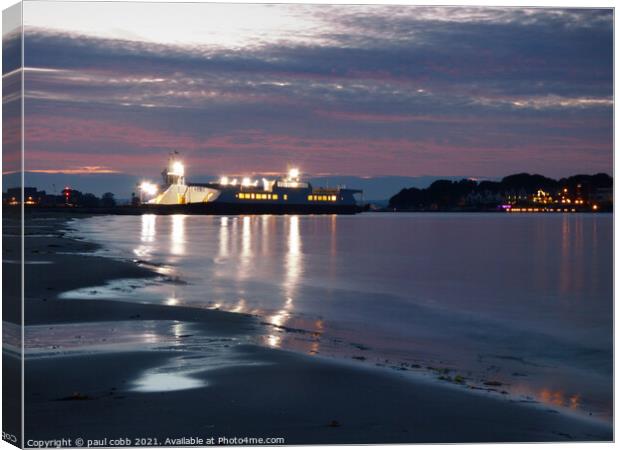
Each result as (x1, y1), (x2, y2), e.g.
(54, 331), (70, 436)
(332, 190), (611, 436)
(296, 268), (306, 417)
(7, 2), (615, 190)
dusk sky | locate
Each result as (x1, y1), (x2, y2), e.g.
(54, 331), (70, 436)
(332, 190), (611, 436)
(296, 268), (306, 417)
(14, 2), (614, 184)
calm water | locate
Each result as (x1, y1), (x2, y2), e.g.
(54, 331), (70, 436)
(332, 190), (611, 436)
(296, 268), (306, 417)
(64, 213), (612, 420)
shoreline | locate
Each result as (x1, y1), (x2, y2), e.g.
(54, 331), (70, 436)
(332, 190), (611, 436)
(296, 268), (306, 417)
(6, 205), (613, 215)
(12, 211), (613, 443)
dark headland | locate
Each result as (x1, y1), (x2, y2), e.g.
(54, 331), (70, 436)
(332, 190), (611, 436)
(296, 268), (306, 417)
(386, 173), (612, 212)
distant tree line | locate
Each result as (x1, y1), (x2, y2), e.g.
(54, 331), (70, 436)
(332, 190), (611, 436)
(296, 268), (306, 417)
(388, 173), (613, 211)
(79, 192), (117, 208)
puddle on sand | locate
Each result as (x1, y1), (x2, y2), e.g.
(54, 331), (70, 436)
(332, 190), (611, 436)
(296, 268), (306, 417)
(132, 371), (206, 392)
(24, 321), (182, 356)
(58, 278), (165, 300)
(24, 320), (267, 393)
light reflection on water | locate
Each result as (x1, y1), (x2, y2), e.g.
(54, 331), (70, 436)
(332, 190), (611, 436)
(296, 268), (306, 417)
(171, 214), (186, 256)
(266, 216), (302, 348)
(64, 213), (612, 419)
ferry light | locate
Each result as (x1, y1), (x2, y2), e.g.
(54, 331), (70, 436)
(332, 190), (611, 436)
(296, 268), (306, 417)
(169, 161), (185, 177)
(288, 168), (300, 180)
(140, 181), (158, 196)
(220, 176), (229, 186)
(593, 204), (599, 211)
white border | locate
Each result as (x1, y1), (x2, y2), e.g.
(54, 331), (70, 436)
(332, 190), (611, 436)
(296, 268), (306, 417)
(0, 2), (615, 450)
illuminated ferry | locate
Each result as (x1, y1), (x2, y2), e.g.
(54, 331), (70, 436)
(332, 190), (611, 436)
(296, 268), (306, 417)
(138, 152), (363, 214)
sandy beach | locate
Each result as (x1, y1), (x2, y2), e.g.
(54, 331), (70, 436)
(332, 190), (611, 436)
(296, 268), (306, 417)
(8, 211), (613, 445)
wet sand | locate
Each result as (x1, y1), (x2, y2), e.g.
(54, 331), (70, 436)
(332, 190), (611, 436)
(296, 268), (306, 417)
(9, 211), (613, 444)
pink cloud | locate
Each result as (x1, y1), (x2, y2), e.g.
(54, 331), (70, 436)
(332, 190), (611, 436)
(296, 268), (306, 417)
(22, 114), (611, 178)
(25, 116), (204, 150)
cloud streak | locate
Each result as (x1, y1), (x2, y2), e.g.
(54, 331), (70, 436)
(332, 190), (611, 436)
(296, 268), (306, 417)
(24, 166), (121, 174)
(20, 4), (612, 179)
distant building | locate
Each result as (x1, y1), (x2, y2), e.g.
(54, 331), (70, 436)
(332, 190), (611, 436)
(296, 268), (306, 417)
(504, 188), (529, 204)
(532, 189), (554, 204)
(3, 187), (50, 206)
(4, 187), (20, 205)
(61, 187), (82, 206)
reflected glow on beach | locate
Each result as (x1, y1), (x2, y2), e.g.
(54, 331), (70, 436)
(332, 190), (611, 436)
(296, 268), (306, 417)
(533, 387), (581, 412)
(308, 319), (324, 355)
(218, 216), (229, 259)
(266, 216), (302, 348)
(230, 298), (247, 313)
(201, 214), (305, 347)
(141, 214), (156, 243)
(537, 389), (581, 410)
(171, 321), (190, 341)
(240, 216), (252, 279)
(286, 216), (302, 288)
(170, 215), (186, 256)
(134, 214), (157, 258)
(261, 215), (271, 257)
(509, 382), (584, 413)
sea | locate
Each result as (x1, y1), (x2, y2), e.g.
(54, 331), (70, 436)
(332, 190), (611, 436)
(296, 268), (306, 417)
(60, 212), (612, 421)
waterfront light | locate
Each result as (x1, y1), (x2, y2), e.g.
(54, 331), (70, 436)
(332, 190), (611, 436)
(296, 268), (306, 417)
(231, 178), (238, 186)
(242, 177), (252, 187)
(140, 181), (159, 196)
(220, 176), (229, 185)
